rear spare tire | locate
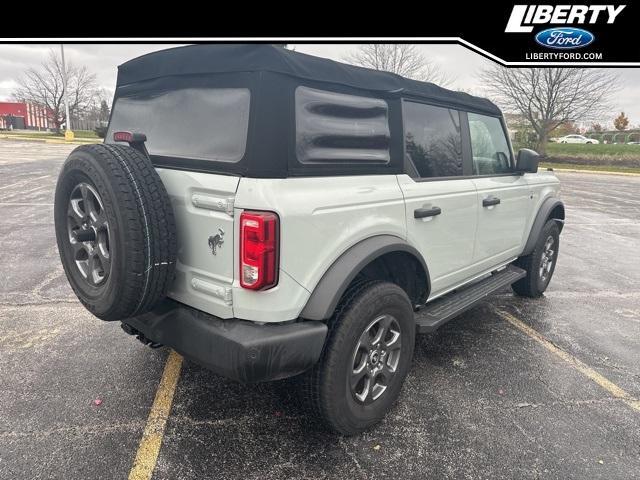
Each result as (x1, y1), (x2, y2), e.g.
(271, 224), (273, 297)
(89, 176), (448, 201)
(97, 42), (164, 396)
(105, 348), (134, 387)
(54, 144), (177, 321)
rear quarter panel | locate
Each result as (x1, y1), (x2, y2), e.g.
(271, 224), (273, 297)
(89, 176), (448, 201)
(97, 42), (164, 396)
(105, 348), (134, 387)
(234, 175), (407, 319)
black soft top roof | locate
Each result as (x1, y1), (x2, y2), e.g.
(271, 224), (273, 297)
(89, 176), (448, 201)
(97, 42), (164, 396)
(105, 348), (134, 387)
(117, 44), (501, 116)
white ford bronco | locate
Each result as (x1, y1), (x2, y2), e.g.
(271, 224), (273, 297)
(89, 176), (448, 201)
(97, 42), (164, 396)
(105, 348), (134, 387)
(54, 44), (564, 435)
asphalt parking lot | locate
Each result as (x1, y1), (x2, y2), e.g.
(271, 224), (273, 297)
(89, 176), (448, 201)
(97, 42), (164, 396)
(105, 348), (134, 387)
(1, 140), (639, 479)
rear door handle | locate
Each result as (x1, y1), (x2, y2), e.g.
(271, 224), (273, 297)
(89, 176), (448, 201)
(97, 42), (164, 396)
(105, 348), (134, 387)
(483, 196), (501, 207)
(414, 206), (442, 219)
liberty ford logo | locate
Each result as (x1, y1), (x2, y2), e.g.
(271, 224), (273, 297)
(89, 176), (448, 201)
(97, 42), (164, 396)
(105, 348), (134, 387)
(208, 228), (225, 255)
(535, 28), (594, 49)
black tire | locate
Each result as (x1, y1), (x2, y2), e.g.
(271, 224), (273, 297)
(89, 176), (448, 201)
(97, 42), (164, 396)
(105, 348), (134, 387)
(301, 280), (415, 435)
(512, 219), (560, 298)
(54, 144), (177, 321)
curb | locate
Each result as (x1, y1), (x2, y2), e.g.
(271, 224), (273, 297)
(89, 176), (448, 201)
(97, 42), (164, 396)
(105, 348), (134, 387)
(0, 136), (98, 146)
(544, 167), (640, 177)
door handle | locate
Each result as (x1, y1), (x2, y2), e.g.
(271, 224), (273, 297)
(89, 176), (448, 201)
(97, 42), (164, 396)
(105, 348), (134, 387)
(483, 196), (501, 207)
(414, 206), (442, 219)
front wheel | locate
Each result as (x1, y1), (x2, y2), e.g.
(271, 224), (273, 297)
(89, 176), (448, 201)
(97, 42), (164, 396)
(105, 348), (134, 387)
(512, 219), (560, 297)
(301, 281), (415, 435)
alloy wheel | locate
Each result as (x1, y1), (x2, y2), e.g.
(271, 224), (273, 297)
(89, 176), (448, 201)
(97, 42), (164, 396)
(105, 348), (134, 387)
(349, 314), (402, 404)
(66, 183), (111, 286)
(539, 235), (555, 283)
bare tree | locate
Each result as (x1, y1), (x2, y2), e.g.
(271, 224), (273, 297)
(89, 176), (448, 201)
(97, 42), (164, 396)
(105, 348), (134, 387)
(479, 67), (618, 155)
(78, 88), (113, 131)
(12, 50), (97, 132)
(345, 44), (454, 87)
(91, 88), (113, 122)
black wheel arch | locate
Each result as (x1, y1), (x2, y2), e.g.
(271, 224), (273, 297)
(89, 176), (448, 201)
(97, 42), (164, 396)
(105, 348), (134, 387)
(300, 235), (430, 321)
(522, 197), (565, 256)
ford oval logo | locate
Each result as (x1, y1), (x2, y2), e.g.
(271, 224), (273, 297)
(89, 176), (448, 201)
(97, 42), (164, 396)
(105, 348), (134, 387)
(535, 28), (594, 49)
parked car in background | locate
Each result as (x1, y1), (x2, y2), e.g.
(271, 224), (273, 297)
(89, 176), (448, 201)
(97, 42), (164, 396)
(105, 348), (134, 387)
(558, 134), (599, 144)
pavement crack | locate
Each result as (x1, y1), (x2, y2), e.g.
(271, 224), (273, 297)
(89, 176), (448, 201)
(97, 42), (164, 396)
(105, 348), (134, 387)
(0, 420), (146, 439)
(0, 299), (79, 307)
(474, 397), (631, 411)
(338, 437), (367, 480)
(167, 414), (305, 428)
(510, 417), (536, 443)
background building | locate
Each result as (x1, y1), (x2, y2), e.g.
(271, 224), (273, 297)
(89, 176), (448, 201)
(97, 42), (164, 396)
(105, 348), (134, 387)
(0, 102), (54, 130)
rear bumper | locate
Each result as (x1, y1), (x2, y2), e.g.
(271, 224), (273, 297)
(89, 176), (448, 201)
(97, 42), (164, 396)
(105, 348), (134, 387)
(123, 300), (328, 383)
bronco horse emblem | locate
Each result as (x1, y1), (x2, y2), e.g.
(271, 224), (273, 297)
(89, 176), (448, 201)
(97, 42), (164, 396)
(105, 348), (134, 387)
(208, 228), (225, 255)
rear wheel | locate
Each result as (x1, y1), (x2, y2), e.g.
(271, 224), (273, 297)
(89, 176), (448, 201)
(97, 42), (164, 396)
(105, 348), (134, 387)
(301, 281), (415, 435)
(512, 219), (560, 297)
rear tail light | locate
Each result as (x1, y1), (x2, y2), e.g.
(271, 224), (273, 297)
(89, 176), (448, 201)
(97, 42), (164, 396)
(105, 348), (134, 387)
(239, 211), (279, 290)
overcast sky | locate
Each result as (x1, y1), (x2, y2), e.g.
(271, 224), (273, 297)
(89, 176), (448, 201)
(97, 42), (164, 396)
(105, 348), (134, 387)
(1, 43), (638, 128)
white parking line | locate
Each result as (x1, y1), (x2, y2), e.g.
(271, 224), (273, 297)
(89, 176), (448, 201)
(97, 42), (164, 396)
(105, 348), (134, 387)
(497, 309), (640, 413)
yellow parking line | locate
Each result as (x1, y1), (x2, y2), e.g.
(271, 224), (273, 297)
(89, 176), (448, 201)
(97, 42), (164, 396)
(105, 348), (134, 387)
(128, 350), (183, 480)
(496, 309), (640, 413)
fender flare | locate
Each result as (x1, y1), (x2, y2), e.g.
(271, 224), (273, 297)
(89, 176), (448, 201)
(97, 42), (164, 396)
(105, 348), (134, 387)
(522, 197), (565, 256)
(300, 235), (430, 321)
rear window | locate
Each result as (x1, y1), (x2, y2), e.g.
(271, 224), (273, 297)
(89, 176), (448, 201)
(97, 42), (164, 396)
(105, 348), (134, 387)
(108, 88), (250, 162)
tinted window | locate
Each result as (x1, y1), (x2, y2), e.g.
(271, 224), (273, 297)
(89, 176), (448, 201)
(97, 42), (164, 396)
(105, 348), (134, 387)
(403, 102), (462, 178)
(108, 88), (250, 162)
(468, 113), (512, 175)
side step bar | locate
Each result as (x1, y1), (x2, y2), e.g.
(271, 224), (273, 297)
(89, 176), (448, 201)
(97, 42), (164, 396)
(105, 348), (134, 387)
(415, 265), (526, 333)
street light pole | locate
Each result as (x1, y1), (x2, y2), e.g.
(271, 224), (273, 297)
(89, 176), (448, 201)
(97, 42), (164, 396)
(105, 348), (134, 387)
(60, 44), (74, 140)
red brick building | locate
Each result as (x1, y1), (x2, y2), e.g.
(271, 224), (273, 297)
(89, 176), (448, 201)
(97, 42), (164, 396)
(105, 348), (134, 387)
(0, 102), (54, 130)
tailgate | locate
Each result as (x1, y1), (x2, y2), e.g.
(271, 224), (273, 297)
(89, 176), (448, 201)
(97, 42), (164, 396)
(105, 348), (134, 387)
(156, 168), (239, 319)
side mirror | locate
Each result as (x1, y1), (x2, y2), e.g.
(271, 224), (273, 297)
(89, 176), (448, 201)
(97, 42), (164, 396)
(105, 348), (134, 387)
(516, 148), (540, 173)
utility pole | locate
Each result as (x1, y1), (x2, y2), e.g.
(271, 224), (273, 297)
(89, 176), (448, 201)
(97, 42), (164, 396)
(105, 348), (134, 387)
(60, 44), (74, 141)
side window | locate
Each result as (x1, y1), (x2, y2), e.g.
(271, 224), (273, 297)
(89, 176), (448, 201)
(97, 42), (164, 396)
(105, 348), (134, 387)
(403, 101), (462, 178)
(295, 87), (390, 164)
(468, 113), (512, 175)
